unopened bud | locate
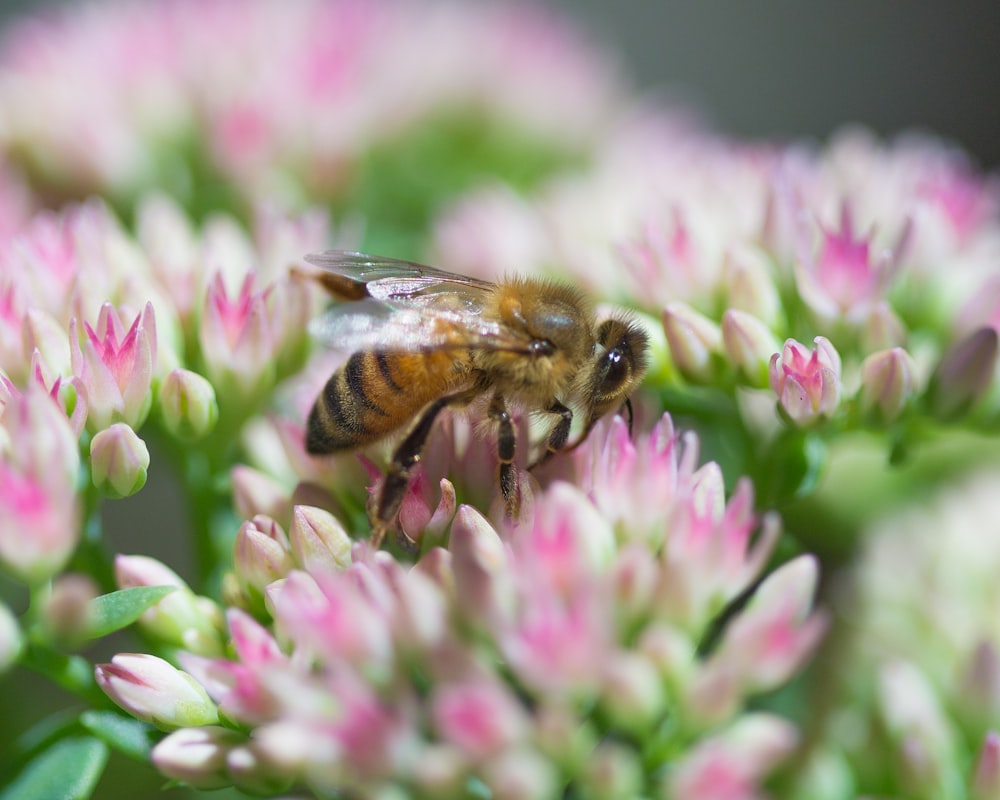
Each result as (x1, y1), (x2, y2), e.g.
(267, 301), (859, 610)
(724, 243), (782, 327)
(160, 369), (219, 440)
(859, 347), (918, 423)
(95, 653), (219, 730)
(662, 303), (723, 383)
(928, 327), (998, 419)
(90, 423), (149, 498)
(234, 517), (293, 597)
(288, 505), (352, 574)
(721, 309), (781, 387)
(0, 600), (23, 674)
(152, 726), (244, 790)
(972, 732), (1000, 800)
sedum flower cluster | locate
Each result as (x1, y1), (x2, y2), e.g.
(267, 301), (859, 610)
(0, 1), (998, 799)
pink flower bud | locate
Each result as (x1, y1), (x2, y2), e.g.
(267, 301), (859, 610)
(70, 301), (157, 433)
(198, 272), (276, 402)
(972, 732), (1000, 800)
(0, 384), (80, 583)
(95, 653), (219, 730)
(721, 309), (781, 388)
(432, 680), (528, 760)
(232, 465), (292, 525)
(450, 505), (512, 626)
(152, 726), (245, 791)
(234, 516), (294, 596)
(707, 555), (827, 692)
(662, 302), (723, 382)
(22, 308), (70, 377)
(288, 505), (352, 574)
(159, 368), (219, 440)
(669, 713), (799, 800)
(929, 327), (998, 419)
(90, 422), (149, 498)
(859, 347), (918, 422)
(769, 336), (842, 424)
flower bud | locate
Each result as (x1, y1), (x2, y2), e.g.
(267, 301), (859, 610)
(721, 309), (781, 387)
(288, 505), (352, 574)
(662, 302), (723, 383)
(23, 308), (70, 376)
(580, 741), (643, 800)
(70, 301), (157, 433)
(159, 368), (218, 440)
(769, 336), (842, 425)
(972, 732), (1000, 800)
(724, 243), (782, 327)
(226, 742), (295, 796)
(38, 573), (100, 647)
(0, 600), (23, 674)
(232, 465), (291, 525)
(859, 347), (918, 423)
(928, 327), (998, 419)
(152, 726), (244, 790)
(95, 653), (219, 730)
(483, 748), (558, 800)
(90, 423), (149, 498)
(115, 555), (224, 656)
(600, 652), (665, 734)
(432, 681), (528, 760)
(233, 516), (294, 596)
(0, 383), (80, 583)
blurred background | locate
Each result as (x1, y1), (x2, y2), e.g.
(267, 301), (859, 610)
(7, 0), (996, 167)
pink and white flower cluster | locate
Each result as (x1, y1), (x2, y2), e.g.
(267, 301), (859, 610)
(0, 0), (621, 203)
(100, 417), (825, 797)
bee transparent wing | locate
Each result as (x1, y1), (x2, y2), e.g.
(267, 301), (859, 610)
(305, 250), (494, 307)
(309, 299), (532, 354)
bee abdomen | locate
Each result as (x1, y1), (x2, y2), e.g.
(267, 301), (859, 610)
(306, 350), (456, 454)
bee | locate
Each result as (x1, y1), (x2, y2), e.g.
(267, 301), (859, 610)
(303, 251), (649, 547)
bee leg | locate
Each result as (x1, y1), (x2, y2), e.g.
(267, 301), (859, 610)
(623, 397), (635, 436)
(372, 387), (478, 548)
(528, 401), (573, 470)
(488, 394), (519, 517)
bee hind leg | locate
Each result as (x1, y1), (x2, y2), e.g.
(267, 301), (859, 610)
(373, 387), (478, 548)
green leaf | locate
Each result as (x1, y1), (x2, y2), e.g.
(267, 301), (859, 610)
(0, 736), (108, 800)
(84, 586), (176, 639)
(79, 711), (159, 762)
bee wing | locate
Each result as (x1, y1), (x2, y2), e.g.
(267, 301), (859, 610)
(309, 299), (533, 354)
(305, 250), (494, 308)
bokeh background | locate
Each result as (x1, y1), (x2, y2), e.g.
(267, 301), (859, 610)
(3, 0), (998, 171)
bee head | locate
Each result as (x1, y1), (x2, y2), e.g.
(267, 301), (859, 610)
(585, 317), (650, 425)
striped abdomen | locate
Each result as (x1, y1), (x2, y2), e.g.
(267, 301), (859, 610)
(305, 349), (471, 454)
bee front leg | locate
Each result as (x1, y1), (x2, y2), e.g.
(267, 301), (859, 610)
(487, 394), (519, 518)
(374, 388), (477, 549)
(528, 400), (573, 470)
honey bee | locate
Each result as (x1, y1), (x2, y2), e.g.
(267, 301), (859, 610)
(303, 251), (649, 547)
